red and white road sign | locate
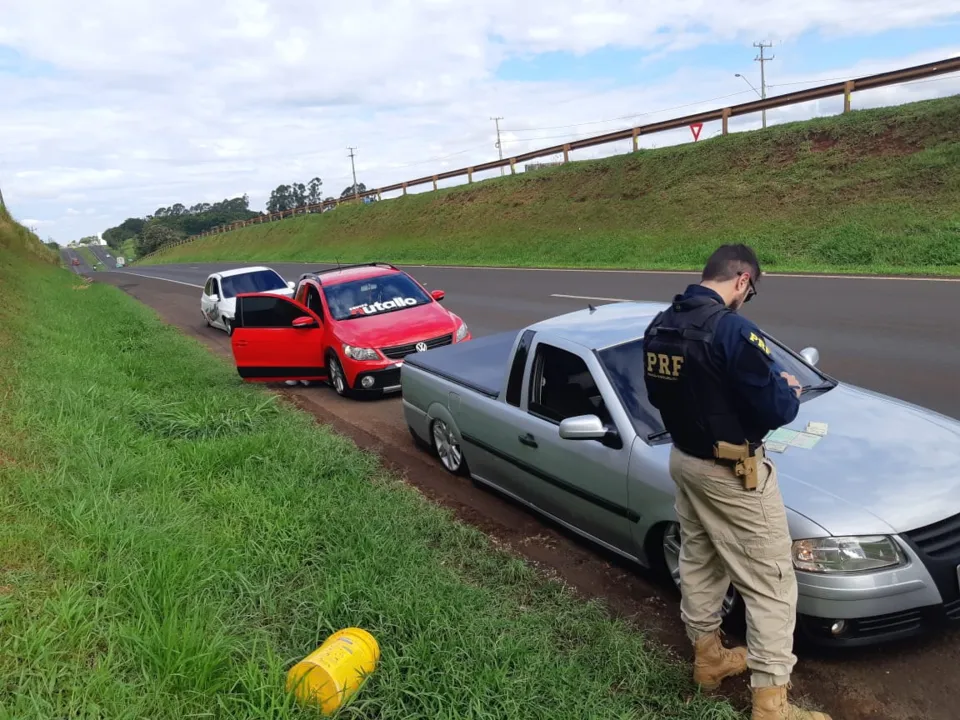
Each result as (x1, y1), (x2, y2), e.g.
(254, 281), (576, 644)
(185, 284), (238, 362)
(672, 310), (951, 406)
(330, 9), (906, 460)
(689, 123), (703, 141)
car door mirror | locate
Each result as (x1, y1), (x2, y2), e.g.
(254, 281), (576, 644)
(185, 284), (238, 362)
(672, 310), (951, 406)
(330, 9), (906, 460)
(292, 316), (317, 328)
(287, 280), (296, 289)
(209, 294), (219, 302)
(558, 414), (607, 440)
(800, 347), (819, 366)
(431, 289), (445, 301)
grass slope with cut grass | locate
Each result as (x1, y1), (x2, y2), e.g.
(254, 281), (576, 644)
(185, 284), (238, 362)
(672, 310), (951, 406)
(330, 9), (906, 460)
(0, 218), (740, 717)
(144, 95), (960, 276)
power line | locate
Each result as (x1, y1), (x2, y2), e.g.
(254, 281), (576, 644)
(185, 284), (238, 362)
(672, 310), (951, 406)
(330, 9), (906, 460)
(754, 41), (775, 128)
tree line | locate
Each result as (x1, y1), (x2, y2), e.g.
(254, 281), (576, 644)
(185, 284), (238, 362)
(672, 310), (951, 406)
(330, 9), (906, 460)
(100, 175), (376, 256)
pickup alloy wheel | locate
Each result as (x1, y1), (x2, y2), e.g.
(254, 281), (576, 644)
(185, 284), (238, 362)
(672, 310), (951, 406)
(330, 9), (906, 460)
(662, 522), (740, 618)
(432, 419), (463, 474)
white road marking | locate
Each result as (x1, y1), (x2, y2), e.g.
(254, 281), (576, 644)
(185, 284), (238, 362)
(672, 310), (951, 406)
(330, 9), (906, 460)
(117, 271), (204, 288)
(551, 293), (635, 302)
(411, 263), (960, 283)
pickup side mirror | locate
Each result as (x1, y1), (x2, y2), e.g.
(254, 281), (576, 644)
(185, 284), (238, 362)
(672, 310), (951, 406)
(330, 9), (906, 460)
(800, 347), (819, 366)
(558, 415), (607, 440)
(431, 289), (445, 301)
(292, 316), (317, 328)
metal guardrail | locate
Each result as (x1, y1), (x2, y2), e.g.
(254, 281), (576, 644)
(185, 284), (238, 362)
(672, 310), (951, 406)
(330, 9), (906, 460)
(137, 55), (960, 262)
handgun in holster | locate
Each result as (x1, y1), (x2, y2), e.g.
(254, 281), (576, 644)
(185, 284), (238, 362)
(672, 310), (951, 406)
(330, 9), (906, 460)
(713, 441), (761, 491)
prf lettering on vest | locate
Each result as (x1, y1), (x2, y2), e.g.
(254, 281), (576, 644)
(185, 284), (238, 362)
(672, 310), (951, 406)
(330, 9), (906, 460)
(748, 331), (772, 355)
(646, 351), (684, 379)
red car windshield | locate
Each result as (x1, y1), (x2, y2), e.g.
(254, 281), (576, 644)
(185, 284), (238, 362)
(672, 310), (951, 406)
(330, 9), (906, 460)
(323, 273), (432, 321)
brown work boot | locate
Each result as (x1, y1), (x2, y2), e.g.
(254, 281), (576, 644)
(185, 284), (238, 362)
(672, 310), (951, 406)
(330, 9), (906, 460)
(751, 685), (832, 720)
(692, 630), (748, 690)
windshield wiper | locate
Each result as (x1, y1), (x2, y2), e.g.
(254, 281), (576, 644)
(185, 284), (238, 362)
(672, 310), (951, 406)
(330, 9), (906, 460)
(647, 430), (672, 441)
(800, 381), (833, 395)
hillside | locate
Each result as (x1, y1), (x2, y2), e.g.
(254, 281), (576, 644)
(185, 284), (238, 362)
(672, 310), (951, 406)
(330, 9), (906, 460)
(0, 206), (59, 268)
(143, 95), (960, 275)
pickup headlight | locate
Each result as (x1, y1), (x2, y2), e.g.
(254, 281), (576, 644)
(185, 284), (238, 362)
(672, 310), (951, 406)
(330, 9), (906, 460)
(342, 344), (379, 361)
(455, 321), (469, 342)
(792, 536), (905, 573)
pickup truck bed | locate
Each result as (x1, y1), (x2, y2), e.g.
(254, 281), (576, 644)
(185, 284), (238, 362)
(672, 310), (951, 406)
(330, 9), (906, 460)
(402, 330), (518, 398)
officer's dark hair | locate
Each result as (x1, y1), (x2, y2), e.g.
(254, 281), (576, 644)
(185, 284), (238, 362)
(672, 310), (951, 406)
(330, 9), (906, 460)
(701, 243), (762, 283)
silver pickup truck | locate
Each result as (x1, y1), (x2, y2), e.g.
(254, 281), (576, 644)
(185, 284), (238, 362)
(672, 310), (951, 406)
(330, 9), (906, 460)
(401, 300), (960, 647)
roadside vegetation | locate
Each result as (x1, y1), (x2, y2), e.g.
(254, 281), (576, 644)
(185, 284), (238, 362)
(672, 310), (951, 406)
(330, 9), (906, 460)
(144, 95), (960, 276)
(0, 210), (739, 717)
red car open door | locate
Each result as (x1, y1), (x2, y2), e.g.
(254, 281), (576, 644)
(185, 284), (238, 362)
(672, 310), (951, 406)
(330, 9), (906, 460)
(230, 293), (327, 382)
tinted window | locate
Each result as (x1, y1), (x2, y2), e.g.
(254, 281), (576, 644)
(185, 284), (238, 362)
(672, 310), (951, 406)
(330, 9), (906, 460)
(597, 335), (831, 438)
(239, 296), (305, 328)
(220, 269), (288, 298)
(506, 330), (534, 407)
(305, 285), (324, 317)
(528, 343), (611, 424)
(322, 272), (432, 321)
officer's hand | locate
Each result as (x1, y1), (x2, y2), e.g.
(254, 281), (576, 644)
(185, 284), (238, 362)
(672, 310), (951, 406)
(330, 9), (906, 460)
(781, 371), (801, 397)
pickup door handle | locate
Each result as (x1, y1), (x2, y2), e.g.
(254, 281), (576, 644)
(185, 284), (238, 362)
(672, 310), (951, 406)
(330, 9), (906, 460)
(518, 433), (538, 448)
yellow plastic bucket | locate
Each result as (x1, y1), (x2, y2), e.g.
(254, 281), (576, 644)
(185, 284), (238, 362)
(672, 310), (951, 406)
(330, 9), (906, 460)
(286, 627), (380, 714)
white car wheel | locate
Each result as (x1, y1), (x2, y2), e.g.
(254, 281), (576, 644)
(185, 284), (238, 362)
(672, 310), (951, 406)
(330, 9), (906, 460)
(432, 419), (464, 474)
(222, 317), (233, 336)
(662, 522), (740, 618)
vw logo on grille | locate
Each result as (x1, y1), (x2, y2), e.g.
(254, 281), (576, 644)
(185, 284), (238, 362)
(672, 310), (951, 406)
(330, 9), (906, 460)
(415, 342), (429, 353)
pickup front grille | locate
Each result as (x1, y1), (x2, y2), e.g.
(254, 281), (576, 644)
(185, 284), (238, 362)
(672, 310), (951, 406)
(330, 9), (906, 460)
(381, 333), (453, 360)
(903, 513), (960, 560)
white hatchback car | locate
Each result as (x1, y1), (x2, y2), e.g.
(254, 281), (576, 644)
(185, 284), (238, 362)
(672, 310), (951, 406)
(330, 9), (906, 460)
(200, 266), (295, 335)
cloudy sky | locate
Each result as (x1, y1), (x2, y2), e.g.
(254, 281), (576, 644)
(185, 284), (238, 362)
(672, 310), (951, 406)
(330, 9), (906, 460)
(2, 1), (959, 244)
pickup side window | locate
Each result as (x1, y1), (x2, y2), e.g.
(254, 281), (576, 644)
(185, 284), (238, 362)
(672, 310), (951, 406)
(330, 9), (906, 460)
(506, 329), (535, 407)
(528, 343), (612, 425)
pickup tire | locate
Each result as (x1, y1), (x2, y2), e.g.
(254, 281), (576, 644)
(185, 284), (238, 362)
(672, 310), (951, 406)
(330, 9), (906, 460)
(650, 521), (743, 623)
(430, 418), (469, 477)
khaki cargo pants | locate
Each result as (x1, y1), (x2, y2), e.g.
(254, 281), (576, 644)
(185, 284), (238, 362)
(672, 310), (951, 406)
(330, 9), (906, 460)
(669, 445), (798, 687)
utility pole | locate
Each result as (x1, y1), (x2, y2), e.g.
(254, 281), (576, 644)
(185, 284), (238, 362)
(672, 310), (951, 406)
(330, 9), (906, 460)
(753, 41), (774, 129)
(347, 146), (358, 200)
(490, 116), (504, 176)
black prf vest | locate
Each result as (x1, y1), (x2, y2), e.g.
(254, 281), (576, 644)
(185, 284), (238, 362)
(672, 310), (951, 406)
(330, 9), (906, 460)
(643, 294), (751, 459)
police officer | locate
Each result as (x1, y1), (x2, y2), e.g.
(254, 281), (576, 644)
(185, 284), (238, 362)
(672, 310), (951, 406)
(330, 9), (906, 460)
(642, 244), (830, 720)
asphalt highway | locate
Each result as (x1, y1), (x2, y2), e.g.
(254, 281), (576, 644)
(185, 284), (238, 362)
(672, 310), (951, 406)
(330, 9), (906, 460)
(95, 261), (960, 720)
(119, 261), (960, 420)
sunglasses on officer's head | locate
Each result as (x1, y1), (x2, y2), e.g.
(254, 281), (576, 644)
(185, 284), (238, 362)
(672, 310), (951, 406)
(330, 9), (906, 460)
(737, 271), (757, 303)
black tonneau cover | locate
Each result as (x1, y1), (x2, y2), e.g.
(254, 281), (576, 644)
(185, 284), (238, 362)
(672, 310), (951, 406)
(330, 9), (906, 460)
(402, 330), (518, 398)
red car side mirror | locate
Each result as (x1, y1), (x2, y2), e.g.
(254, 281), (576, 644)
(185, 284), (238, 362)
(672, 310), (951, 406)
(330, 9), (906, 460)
(292, 316), (316, 328)
(431, 289), (445, 301)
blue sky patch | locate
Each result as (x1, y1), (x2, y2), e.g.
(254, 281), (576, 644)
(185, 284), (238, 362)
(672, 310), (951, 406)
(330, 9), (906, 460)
(0, 45), (60, 78)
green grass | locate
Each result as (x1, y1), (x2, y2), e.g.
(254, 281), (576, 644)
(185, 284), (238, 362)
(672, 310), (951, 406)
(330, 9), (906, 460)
(0, 224), (740, 717)
(143, 95), (960, 276)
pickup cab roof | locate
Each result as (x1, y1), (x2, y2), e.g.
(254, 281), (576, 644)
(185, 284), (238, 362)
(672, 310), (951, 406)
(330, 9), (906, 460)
(527, 301), (669, 351)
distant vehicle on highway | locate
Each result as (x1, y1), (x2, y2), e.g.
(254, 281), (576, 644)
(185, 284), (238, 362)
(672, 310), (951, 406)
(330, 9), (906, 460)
(200, 266), (295, 335)
(400, 300), (960, 648)
(116, 256), (125, 268)
(227, 262), (471, 397)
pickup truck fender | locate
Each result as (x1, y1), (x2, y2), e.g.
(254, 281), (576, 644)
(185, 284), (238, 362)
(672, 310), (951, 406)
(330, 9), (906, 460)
(404, 393), (463, 450)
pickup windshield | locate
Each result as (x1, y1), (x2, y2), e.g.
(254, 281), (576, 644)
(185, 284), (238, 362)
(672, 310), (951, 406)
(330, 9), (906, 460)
(597, 334), (833, 439)
(323, 273), (432, 321)
(220, 269), (288, 298)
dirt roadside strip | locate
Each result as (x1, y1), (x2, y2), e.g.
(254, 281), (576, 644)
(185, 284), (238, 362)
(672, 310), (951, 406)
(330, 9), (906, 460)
(100, 271), (960, 720)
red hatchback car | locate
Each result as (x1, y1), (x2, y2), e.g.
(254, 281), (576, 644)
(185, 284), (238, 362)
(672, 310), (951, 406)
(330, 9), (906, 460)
(228, 263), (471, 396)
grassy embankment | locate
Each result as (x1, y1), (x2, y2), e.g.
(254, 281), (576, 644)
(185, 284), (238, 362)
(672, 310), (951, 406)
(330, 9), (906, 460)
(144, 95), (960, 276)
(0, 207), (739, 717)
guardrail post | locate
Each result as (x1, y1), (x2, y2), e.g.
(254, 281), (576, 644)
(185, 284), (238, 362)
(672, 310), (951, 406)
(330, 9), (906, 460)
(402, 182), (408, 196)
(432, 175), (438, 191)
(509, 158), (516, 174)
(843, 81), (855, 112)
(377, 191), (382, 201)
(467, 167), (473, 183)
(722, 108), (731, 135)
(632, 128), (639, 152)
(562, 144), (570, 163)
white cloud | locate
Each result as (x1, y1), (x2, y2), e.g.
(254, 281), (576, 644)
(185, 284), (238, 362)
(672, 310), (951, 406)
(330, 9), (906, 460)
(0, 1), (958, 239)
